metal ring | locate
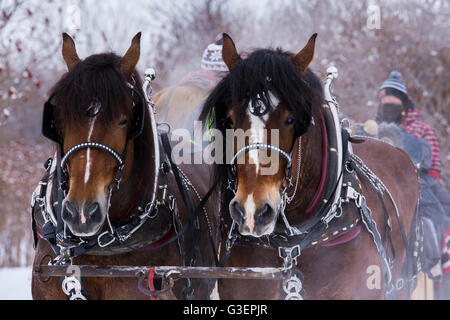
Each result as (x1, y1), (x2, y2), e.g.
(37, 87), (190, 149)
(97, 231), (116, 248)
(345, 160), (355, 173)
(137, 274), (174, 298)
(157, 122), (171, 135)
(334, 206), (343, 218)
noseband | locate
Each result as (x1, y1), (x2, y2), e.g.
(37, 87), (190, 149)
(230, 142), (293, 166)
(61, 142), (124, 170)
(61, 141), (126, 190)
(227, 139), (300, 203)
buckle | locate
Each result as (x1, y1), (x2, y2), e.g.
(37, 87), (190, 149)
(52, 246), (74, 265)
(279, 245), (301, 270)
(278, 245), (301, 260)
(30, 181), (47, 208)
(97, 231), (116, 248)
(343, 184), (363, 208)
(168, 195), (175, 212)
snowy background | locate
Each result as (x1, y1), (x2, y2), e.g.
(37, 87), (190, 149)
(0, 0), (448, 299)
(0, 267), (32, 299)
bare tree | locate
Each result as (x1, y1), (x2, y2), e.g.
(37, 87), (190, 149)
(0, 0), (448, 268)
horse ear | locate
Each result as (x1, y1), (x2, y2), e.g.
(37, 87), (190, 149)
(62, 33), (81, 71)
(222, 33), (240, 70)
(120, 32), (141, 80)
(292, 33), (317, 73)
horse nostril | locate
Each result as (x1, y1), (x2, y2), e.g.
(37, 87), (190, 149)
(85, 202), (102, 223)
(62, 200), (77, 223)
(230, 200), (245, 223)
(255, 203), (274, 224)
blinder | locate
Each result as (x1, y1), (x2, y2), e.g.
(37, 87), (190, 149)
(126, 83), (146, 140)
(295, 112), (312, 138)
(42, 94), (62, 145)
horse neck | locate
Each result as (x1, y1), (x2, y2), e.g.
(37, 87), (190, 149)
(285, 108), (324, 224)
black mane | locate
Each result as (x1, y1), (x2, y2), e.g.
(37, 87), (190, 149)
(198, 47), (324, 214)
(51, 53), (133, 127)
(199, 48), (323, 132)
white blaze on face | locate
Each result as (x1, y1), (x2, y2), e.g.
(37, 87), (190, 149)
(243, 193), (256, 233)
(80, 201), (87, 224)
(247, 91), (280, 173)
(84, 116), (97, 184)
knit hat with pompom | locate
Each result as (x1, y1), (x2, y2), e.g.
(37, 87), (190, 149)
(200, 34), (228, 72)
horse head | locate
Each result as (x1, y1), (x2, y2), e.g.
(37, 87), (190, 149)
(201, 33), (322, 237)
(43, 32), (150, 237)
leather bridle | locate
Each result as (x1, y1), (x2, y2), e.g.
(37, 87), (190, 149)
(41, 79), (153, 252)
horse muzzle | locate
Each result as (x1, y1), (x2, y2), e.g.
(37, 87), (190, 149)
(62, 199), (105, 237)
(229, 198), (277, 237)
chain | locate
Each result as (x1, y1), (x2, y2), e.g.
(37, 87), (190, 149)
(61, 274), (87, 300)
(285, 138), (302, 204)
(351, 154), (386, 193)
(278, 245), (304, 300)
(177, 167), (214, 241)
(350, 154), (400, 297)
(282, 272), (304, 300)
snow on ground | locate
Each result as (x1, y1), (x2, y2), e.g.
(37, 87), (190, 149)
(0, 267), (32, 300)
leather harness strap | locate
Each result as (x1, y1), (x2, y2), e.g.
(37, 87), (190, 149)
(305, 111), (329, 215)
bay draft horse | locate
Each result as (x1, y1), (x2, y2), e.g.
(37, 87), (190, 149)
(31, 33), (218, 299)
(199, 33), (421, 299)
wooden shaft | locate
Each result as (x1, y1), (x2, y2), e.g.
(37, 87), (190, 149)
(34, 265), (287, 280)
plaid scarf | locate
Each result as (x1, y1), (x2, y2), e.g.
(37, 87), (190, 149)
(402, 108), (441, 180)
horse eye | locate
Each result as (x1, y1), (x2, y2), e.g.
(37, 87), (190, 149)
(118, 119), (128, 126)
(285, 117), (294, 125)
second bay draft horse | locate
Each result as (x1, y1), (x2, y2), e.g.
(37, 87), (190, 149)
(31, 32), (218, 299)
(198, 33), (423, 299)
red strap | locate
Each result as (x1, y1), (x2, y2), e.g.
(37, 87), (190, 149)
(148, 267), (157, 300)
(140, 228), (175, 250)
(305, 111), (328, 215)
